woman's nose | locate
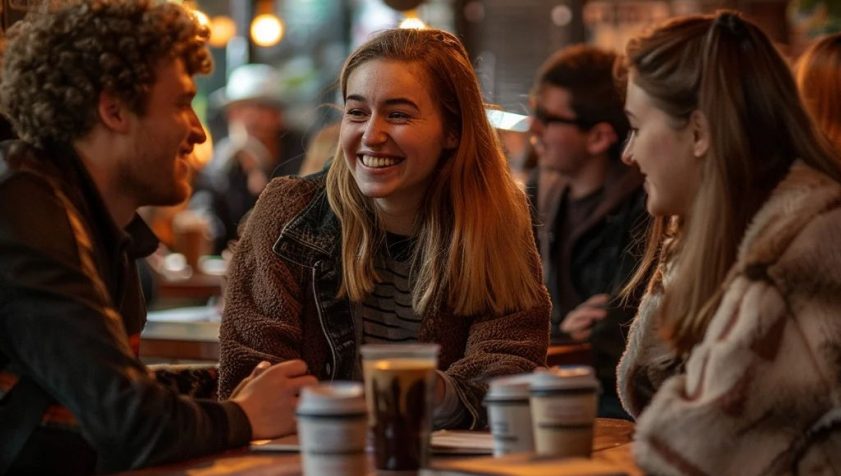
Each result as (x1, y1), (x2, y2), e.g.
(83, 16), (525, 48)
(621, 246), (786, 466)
(620, 132), (635, 165)
(362, 118), (386, 145)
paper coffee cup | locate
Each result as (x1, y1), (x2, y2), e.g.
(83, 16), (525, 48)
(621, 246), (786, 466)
(530, 366), (599, 458)
(296, 382), (368, 476)
(484, 373), (535, 456)
(172, 210), (211, 272)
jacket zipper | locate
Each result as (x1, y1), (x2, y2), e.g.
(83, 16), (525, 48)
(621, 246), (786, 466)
(311, 261), (337, 380)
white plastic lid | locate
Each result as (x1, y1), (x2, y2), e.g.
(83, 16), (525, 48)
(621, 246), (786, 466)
(485, 373), (534, 400)
(359, 343), (440, 361)
(296, 381), (366, 416)
(530, 366), (599, 392)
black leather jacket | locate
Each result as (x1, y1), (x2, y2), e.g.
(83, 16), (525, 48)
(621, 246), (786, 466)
(0, 140), (250, 474)
(529, 161), (648, 418)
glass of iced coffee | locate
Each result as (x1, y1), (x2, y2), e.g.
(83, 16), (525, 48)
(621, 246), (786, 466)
(360, 343), (439, 471)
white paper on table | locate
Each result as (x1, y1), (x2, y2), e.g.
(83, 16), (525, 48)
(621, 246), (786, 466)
(430, 430), (494, 455)
(250, 431), (493, 455)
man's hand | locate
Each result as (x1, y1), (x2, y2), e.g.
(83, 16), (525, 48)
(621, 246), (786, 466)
(560, 294), (610, 342)
(231, 359), (318, 439)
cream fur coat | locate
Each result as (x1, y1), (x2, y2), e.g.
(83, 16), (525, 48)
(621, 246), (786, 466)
(617, 162), (841, 475)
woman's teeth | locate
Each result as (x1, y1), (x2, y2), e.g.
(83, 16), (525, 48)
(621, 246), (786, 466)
(361, 155), (398, 168)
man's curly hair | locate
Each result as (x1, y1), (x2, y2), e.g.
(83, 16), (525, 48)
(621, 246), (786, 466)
(0, 0), (212, 147)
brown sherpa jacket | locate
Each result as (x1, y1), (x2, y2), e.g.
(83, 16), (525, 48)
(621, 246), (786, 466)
(617, 161), (841, 475)
(219, 173), (551, 429)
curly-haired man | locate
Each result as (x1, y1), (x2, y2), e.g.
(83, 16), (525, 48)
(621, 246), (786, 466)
(0, 1), (315, 473)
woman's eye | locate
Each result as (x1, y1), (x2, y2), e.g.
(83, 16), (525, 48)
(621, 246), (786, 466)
(388, 111), (410, 121)
(345, 109), (367, 120)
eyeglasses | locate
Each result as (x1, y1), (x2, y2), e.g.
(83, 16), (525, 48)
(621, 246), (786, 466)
(531, 107), (590, 129)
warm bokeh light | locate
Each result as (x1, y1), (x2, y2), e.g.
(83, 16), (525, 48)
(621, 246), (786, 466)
(399, 16), (426, 29)
(208, 15), (236, 48)
(250, 14), (284, 47)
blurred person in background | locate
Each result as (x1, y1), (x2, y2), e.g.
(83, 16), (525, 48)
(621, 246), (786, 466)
(796, 32), (841, 156)
(528, 45), (648, 419)
(194, 63), (306, 253)
(298, 121), (340, 176)
(617, 12), (841, 474)
(0, 1), (315, 473)
(218, 28), (550, 430)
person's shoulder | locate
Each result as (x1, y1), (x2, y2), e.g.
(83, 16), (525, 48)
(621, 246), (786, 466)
(0, 153), (79, 268)
(773, 199), (841, 278)
(235, 171), (331, 254)
(261, 171), (325, 204)
(246, 171), (326, 229)
(755, 163), (841, 293)
(0, 141), (62, 208)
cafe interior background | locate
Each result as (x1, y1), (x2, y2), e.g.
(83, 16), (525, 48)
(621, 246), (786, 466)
(6, 0), (831, 362)
(187, 0), (839, 136)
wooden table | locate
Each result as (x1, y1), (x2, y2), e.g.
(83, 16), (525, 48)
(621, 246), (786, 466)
(155, 272), (224, 308)
(546, 342), (593, 367)
(119, 418), (639, 475)
(140, 307), (221, 362)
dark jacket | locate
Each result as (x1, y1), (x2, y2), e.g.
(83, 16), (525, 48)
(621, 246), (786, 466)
(529, 161), (648, 416)
(0, 140), (250, 474)
(219, 173), (551, 429)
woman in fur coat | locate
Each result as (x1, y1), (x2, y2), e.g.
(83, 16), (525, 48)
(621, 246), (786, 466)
(616, 11), (841, 476)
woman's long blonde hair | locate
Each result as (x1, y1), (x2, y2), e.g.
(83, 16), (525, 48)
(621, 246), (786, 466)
(326, 28), (543, 316)
(621, 12), (841, 353)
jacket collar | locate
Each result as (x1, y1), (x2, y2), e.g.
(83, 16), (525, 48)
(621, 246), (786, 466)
(272, 177), (341, 268)
(124, 214), (159, 259)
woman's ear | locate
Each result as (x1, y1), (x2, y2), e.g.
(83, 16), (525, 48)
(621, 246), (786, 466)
(445, 131), (459, 149)
(690, 110), (710, 159)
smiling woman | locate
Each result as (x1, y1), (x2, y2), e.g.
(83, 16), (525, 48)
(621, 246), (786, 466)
(219, 28), (551, 430)
(339, 59), (455, 231)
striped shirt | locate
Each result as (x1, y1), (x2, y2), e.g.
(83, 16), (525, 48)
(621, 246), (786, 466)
(358, 249), (421, 343)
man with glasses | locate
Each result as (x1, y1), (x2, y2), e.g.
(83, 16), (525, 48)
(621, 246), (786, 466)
(528, 45), (648, 419)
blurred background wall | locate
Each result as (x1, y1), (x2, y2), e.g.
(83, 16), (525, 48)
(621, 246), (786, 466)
(3, 0), (839, 150)
(175, 0), (837, 140)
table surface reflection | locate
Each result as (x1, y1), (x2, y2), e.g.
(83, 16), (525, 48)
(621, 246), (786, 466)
(118, 418), (639, 475)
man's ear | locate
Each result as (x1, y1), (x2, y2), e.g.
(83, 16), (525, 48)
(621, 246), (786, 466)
(585, 122), (617, 156)
(690, 110), (710, 159)
(97, 90), (132, 133)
